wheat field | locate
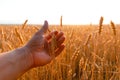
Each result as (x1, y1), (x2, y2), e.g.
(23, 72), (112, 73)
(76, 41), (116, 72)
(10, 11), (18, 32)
(0, 20), (120, 80)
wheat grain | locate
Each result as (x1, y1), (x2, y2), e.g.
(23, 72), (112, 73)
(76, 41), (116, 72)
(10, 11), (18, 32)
(34, 26), (39, 30)
(15, 28), (24, 44)
(6, 42), (13, 50)
(98, 16), (104, 35)
(50, 34), (57, 58)
(84, 34), (92, 46)
(22, 20), (28, 29)
(60, 16), (62, 27)
(110, 21), (116, 36)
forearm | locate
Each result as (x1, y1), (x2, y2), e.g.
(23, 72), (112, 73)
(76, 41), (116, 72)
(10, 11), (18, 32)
(0, 47), (33, 80)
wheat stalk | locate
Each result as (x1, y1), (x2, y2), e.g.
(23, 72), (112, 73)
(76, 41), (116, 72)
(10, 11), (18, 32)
(67, 68), (72, 80)
(6, 42), (13, 50)
(34, 26), (39, 30)
(1, 28), (5, 40)
(22, 20), (28, 29)
(60, 16), (62, 27)
(84, 34), (92, 46)
(71, 50), (79, 61)
(98, 16), (104, 35)
(0, 40), (3, 52)
(50, 34), (57, 58)
(15, 28), (24, 44)
(110, 21), (116, 36)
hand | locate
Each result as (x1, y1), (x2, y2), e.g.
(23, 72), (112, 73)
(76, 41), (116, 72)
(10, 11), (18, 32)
(24, 21), (65, 67)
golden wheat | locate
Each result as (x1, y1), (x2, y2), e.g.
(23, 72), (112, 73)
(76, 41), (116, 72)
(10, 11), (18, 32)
(84, 34), (92, 46)
(22, 20), (28, 29)
(15, 28), (24, 44)
(60, 16), (62, 27)
(98, 16), (104, 35)
(110, 21), (116, 36)
(0, 20), (120, 80)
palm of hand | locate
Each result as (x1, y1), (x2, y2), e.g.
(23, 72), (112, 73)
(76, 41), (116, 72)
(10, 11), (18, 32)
(25, 21), (65, 67)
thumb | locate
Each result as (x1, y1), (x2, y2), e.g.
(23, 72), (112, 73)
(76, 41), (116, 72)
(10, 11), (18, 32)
(40, 20), (48, 34)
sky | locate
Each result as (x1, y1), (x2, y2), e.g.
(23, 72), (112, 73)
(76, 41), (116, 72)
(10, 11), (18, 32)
(0, 0), (120, 25)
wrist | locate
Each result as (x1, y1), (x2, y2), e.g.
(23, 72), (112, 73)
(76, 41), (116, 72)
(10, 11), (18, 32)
(0, 47), (34, 80)
(21, 46), (34, 68)
(15, 47), (34, 71)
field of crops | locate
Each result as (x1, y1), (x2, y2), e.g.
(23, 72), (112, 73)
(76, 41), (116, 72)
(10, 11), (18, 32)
(0, 21), (120, 80)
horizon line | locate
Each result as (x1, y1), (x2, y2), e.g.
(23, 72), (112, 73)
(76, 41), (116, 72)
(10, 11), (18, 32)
(0, 23), (119, 26)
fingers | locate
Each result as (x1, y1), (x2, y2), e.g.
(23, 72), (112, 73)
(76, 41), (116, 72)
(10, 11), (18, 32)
(37, 20), (48, 35)
(49, 32), (65, 47)
(44, 30), (65, 57)
(45, 31), (58, 40)
(46, 32), (65, 51)
(56, 32), (64, 41)
(54, 44), (65, 57)
(44, 32), (65, 55)
(57, 36), (65, 47)
(45, 31), (64, 41)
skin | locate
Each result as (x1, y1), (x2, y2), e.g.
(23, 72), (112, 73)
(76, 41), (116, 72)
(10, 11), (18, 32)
(0, 21), (65, 80)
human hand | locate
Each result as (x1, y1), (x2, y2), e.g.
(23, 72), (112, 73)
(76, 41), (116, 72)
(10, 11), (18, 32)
(24, 21), (65, 67)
